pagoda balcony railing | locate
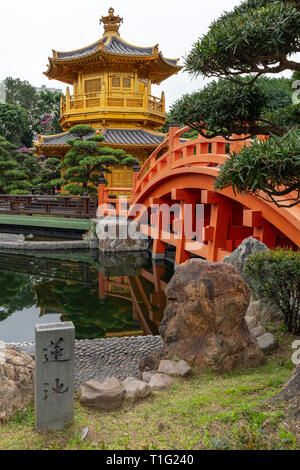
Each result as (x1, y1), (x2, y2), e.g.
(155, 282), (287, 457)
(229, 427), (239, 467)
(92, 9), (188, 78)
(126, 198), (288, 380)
(60, 91), (165, 119)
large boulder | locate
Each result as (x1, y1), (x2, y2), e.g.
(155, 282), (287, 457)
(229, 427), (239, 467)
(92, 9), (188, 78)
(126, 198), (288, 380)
(223, 237), (268, 282)
(141, 259), (264, 373)
(223, 237), (281, 327)
(0, 346), (34, 421)
(245, 297), (281, 328)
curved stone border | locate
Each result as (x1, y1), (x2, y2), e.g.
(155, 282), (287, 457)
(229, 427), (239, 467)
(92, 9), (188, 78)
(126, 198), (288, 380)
(7, 336), (163, 387)
(0, 240), (91, 250)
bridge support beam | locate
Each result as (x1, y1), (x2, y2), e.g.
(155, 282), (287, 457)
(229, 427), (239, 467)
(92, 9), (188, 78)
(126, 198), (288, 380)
(202, 191), (232, 262)
(151, 210), (166, 260)
(243, 210), (277, 248)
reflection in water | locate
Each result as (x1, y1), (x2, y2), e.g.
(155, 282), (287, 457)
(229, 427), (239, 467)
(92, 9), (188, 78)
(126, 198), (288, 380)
(0, 251), (173, 342)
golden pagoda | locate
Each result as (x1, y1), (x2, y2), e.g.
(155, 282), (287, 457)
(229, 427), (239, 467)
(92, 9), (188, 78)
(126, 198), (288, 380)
(34, 8), (182, 188)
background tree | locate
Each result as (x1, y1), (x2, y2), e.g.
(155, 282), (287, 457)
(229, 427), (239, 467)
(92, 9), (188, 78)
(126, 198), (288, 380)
(185, 0), (300, 82)
(38, 90), (62, 134)
(0, 103), (32, 146)
(0, 137), (34, 194)
(3, 77), (62, 140)
(33, 157), (61, 194)
(56, 125), (137, 196)
(4, 77), (39, 112)
(172, 0), (300, 206)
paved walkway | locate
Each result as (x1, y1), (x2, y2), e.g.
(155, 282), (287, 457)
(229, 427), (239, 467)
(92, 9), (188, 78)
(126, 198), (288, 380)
(0, 214), (91, 231)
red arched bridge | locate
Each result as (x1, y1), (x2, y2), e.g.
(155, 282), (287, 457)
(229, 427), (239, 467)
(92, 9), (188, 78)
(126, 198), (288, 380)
(99, 126), (300, 265)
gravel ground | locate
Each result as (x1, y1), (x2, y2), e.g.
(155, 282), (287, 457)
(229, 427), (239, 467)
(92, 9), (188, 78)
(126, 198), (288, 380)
(8, 336), (163, 388)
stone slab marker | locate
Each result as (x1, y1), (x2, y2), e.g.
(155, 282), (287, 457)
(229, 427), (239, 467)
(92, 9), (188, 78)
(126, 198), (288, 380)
(35, 322), (75, 432)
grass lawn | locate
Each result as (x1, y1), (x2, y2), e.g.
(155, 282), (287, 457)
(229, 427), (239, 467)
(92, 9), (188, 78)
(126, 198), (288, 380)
(0, 323), (299, 450)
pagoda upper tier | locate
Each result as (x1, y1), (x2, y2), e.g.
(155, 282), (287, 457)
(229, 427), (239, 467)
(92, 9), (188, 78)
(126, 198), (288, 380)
(44, 8), (181, 131)
(45, 34), (181, 85)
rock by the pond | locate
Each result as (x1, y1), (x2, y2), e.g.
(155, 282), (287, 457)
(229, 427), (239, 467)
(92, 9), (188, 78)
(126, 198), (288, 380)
(80, 378), (125, 410)
(246, 297), (281, 329)
(96, 217), (150, 252)
(249, 326), (267, 338)
(257, 333), (278, 354)
(150, 373), (176, 390)
(158, 360), (191, 377)
(223, 237), (268, 281)
(122, 377), (151, 400)
(142, 371), (155, 383)
(141, 259), (264, 374)
(0, 347), (34, 421)
(223, 238), (282, 327)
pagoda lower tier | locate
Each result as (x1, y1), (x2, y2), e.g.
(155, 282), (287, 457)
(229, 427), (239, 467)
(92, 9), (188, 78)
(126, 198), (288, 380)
(34, 127), (167, 188)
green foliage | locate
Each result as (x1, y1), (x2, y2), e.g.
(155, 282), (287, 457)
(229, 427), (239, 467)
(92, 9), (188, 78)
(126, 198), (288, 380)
(257, 77), (293, 113)
(185, 0), (300, 82)
(0, 103), (32, 146)
(3, 77), (62, 139)
(32, 157), (61, 194)
(170, 79), (269, 139)
(66, 124), (95, 140)
(208, 425), (296, 450)
(58, 125), (137, 196)
(171, 0), (300, 205)
(245, 249), (300, 334)
(266, 103), (300, 129)
(215, 129), (300, 207)
(38, 90), (62, 134)
(0, 136), (40, 194)
(4, 77), (38, 112)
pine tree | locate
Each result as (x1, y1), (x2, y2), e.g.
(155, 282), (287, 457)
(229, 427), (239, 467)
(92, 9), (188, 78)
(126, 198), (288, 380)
(56, 125), (137, 196)
(0, 137), (33, 194)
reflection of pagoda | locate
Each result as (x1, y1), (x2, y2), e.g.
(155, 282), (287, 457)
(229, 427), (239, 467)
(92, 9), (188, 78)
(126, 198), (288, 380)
(34, 8), (181, 188)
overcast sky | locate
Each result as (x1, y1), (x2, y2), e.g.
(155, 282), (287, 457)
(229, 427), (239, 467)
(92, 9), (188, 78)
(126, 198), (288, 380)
(0, 0), (250, 109)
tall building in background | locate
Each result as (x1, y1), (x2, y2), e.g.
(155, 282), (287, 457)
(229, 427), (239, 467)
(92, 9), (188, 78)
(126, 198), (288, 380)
(36, 85), (62, 94)
(33, 8), (181, 188)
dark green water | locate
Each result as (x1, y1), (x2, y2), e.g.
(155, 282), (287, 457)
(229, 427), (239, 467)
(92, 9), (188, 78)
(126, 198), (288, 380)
(0, 251), (173, 343)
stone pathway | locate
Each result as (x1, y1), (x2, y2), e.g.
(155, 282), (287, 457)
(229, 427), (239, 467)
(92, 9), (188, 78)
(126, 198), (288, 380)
(9, 336), (163, 388)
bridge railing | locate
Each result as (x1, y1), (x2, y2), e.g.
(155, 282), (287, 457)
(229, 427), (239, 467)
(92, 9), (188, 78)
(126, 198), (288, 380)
(0, 194), (97, 219)
(133, 126), (252, 199)
(97, 126), (253, 215)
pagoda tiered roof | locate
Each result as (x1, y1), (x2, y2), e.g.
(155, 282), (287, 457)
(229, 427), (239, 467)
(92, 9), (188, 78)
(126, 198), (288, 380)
(35, 128), (167, 150)
(45, 10), (181, 85)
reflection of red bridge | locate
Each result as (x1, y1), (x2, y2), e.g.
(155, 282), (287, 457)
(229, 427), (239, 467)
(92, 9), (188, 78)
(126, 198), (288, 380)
(98, 264), (167, 336)
(99, 126), (300, 265)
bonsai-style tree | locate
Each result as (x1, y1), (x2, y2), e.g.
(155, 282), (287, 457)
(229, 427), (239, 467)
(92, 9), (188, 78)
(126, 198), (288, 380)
(33, 157), (61, 194)
(0, 137), (34, 194)
(171, 0), (300, 207)
(55, 125), (137, 196)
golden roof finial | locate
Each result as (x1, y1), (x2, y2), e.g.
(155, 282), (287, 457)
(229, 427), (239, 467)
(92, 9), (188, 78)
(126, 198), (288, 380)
(100, 7), (123, 36)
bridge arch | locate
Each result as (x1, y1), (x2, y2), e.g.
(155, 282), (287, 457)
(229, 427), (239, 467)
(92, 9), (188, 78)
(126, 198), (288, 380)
(99, 126), (300, 264)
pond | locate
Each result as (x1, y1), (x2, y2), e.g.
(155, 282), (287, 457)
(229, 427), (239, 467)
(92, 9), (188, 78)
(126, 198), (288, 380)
(0, 250), (174, 343)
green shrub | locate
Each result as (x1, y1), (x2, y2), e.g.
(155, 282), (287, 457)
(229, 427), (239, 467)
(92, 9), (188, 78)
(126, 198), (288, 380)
(245, 249), (300, 334)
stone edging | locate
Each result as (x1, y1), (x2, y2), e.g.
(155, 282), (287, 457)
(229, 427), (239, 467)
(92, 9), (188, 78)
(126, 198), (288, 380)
(5, 336), (161, 347)
(0, 241), (91, 250)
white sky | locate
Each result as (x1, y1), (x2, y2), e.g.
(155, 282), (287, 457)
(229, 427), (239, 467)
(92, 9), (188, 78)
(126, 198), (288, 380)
(0, 0), (265, 109)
